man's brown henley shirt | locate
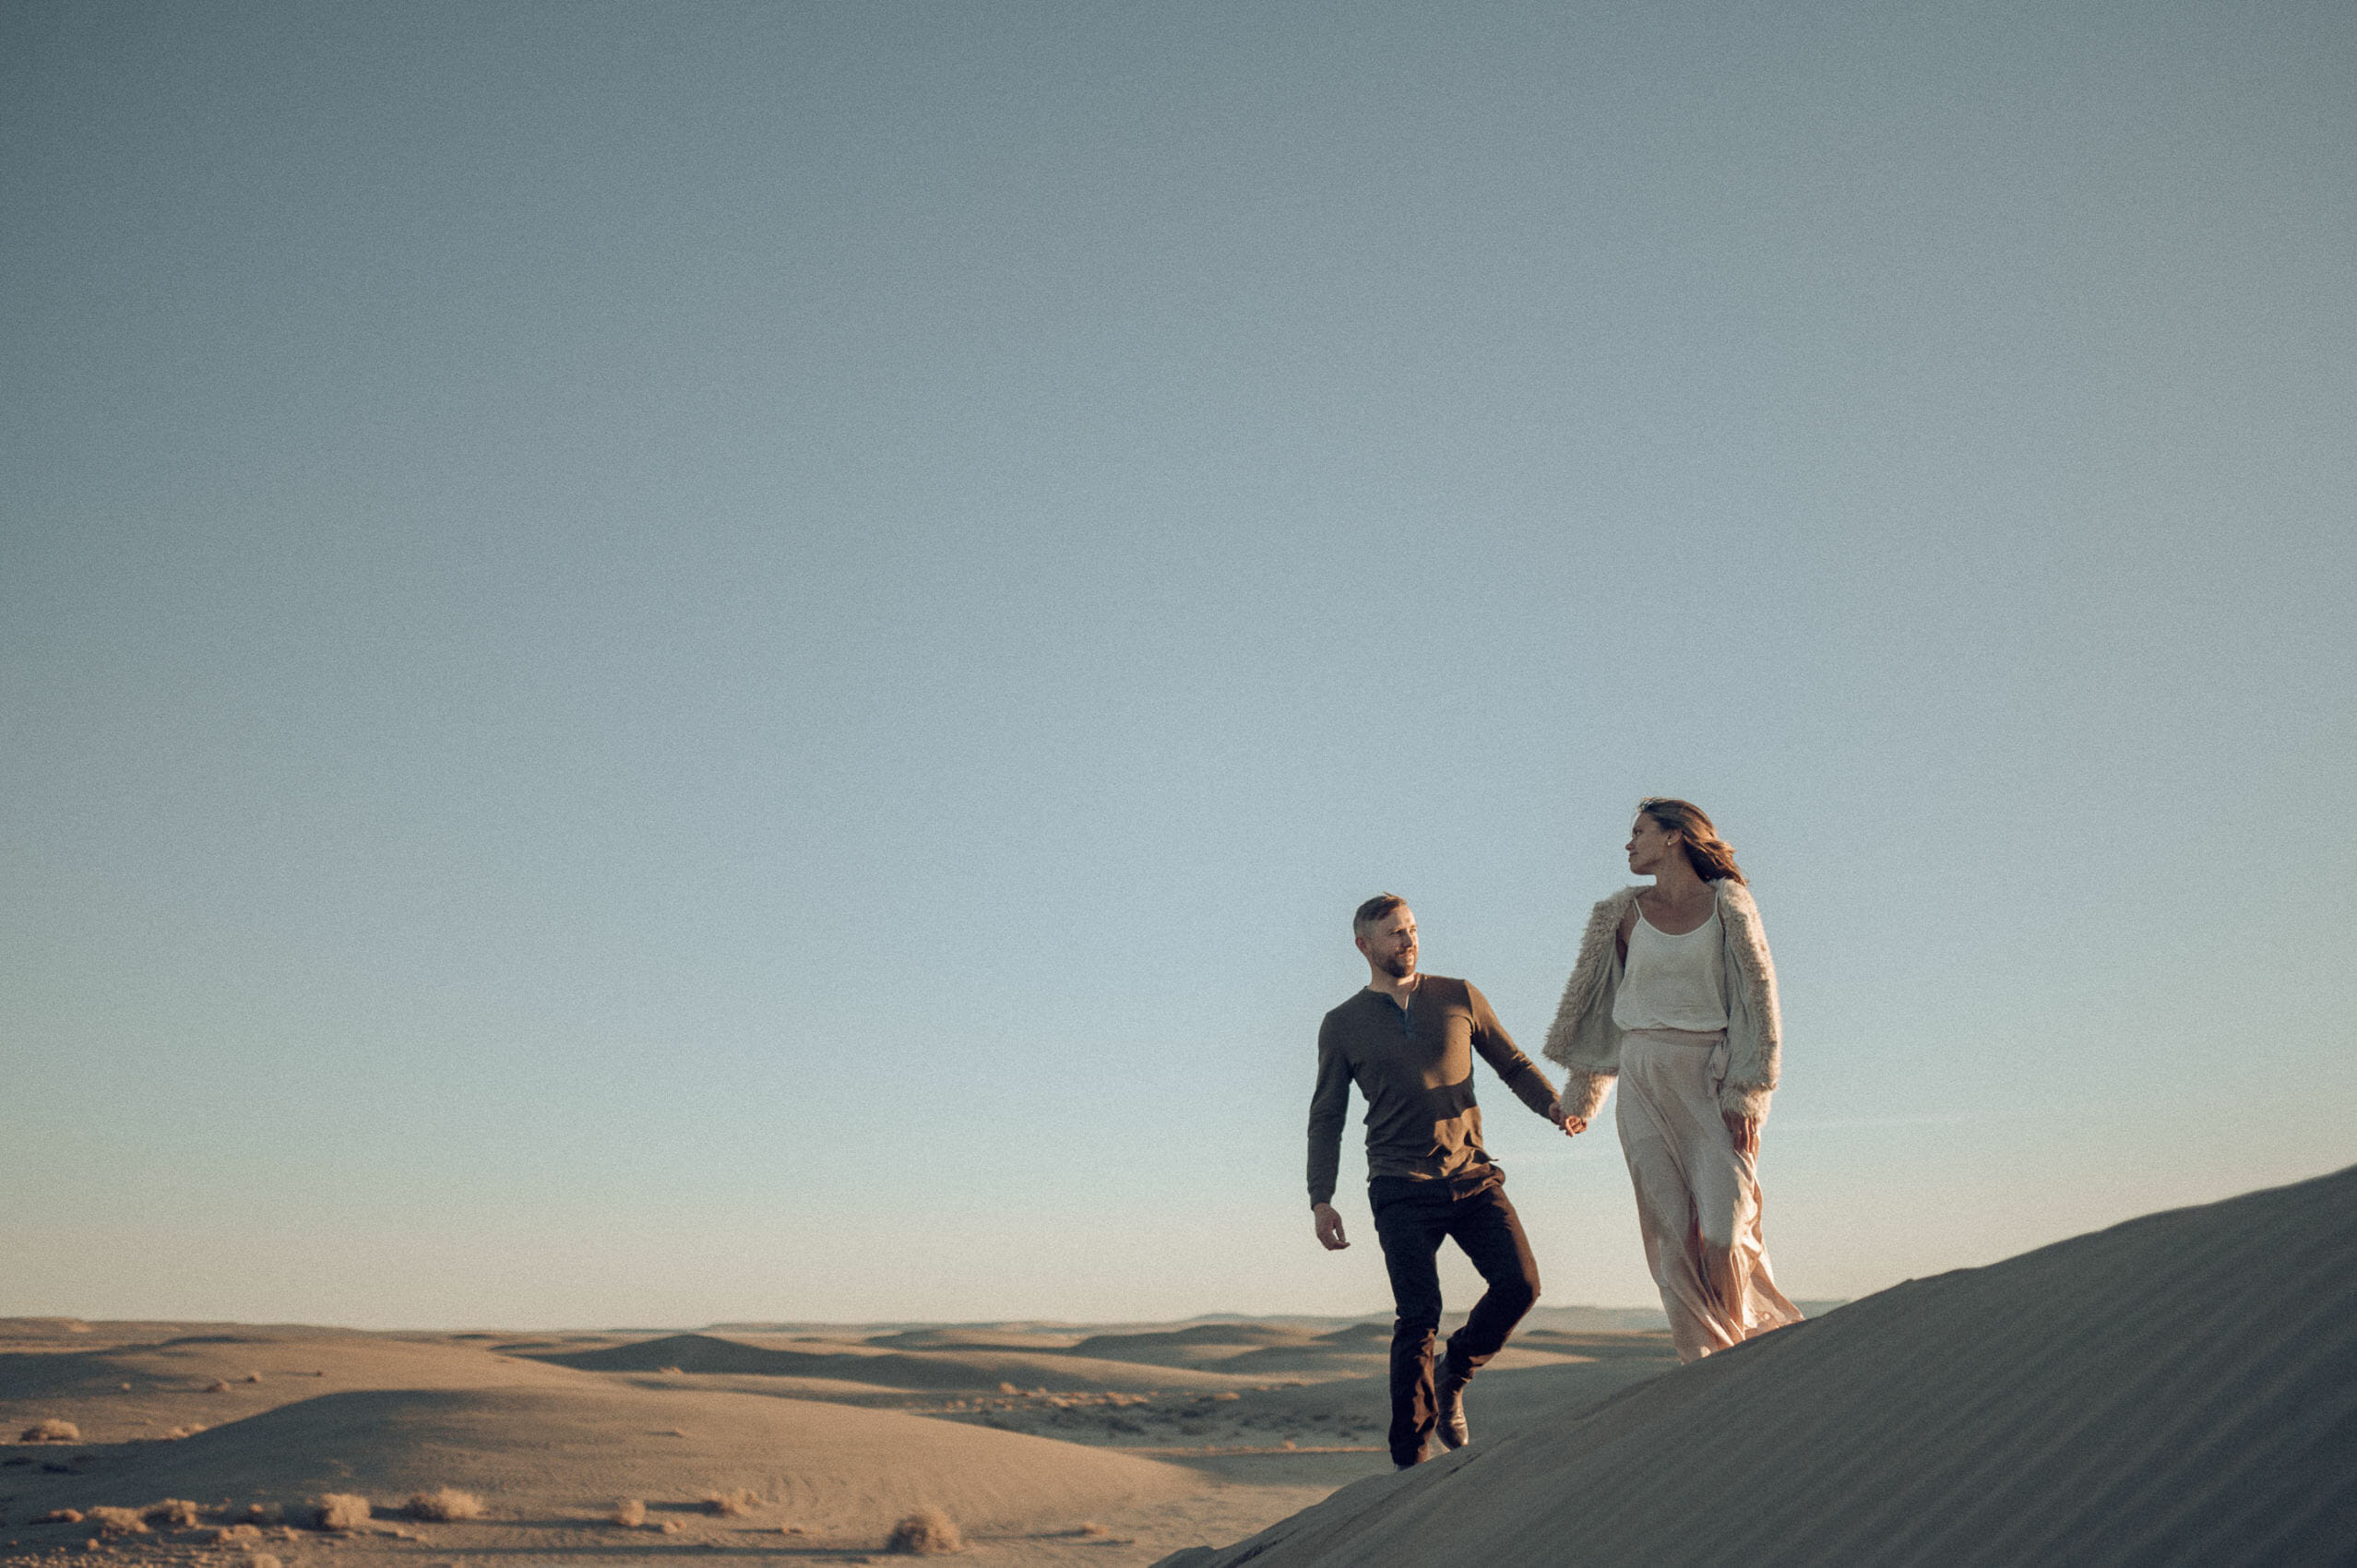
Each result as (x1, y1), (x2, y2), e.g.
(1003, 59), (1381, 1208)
(1306, 973), (1564, 1206)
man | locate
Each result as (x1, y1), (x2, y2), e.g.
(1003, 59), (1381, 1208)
(1309, 894), (1579, 1469)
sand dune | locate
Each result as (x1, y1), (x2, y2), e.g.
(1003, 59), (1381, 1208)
(0, 1318), (1425, 1562)
(0, 1384), (1199, 1539)
(0, 1305), (1693, 1563)
(1157, 1163), (2357, 1568)
(1072, 1325), (1319, 1357)
(865, 1327), (1092, 1351)
(36, 1178), (2301, 1568)
(527, 1330), (1268, 1392)
(0, 1327), (592, 1445)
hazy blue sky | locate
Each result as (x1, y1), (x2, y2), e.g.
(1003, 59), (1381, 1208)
(6, 1), (2351, 1328)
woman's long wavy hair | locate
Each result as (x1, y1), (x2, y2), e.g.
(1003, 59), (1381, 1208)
(1638, 797), (1746, 885)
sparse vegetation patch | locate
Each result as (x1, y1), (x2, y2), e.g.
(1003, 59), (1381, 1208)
(885, 1505), (965, 1555)
(314, 1492), (372, 1531)
(405, 1488), (487, 1521)
(145, 1499), (205, 1527)
(87, 1507), (149, 1537)
(19, 1419), (79, 1443)
(702, 1488), (759, 1517)
(611, 1498), (648, 1527)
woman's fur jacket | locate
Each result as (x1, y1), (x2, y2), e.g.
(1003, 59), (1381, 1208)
(1541, 878), (1782, 1125)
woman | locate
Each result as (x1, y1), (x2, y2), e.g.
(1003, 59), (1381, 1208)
(1543, 798), (1802, 1361)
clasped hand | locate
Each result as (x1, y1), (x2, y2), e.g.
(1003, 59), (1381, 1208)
(1313, 1108), (1589, 1252)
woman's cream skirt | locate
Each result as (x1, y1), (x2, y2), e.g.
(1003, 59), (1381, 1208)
(1615, 1028), (1803, 1362)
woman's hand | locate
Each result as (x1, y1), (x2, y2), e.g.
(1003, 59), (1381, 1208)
(1722, 1112), (1760, 1156)
(1558, 1113), (1589, 1137)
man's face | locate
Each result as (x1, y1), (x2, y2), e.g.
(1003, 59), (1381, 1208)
(1355, 907), (1418, 980)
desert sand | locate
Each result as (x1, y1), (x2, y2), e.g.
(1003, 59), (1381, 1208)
(0, 1309), (1674, 1565)
(7, 1169), (2343, 1568)
(1157, 1163), (2357, 1568)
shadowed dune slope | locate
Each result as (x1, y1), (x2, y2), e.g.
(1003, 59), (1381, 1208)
(861, 1327), (1085, 1351)
(1071, 1324), (1315, 1357)
(0, 1329), (596, 1443)
(5, 1385), (1198, 1535)
(525, 1331), (1254, 1391)
(1310, 1324), (1389, 1346)
(1162, 1164), (2357, 1568)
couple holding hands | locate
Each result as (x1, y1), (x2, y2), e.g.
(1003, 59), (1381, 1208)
(1305, 797), (1802, 1470)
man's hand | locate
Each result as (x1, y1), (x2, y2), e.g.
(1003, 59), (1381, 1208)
(1558, 1112), (1589, 1137)
(1723, 1112), (1760, 1157)
(1312, 1202), (1350, 1251)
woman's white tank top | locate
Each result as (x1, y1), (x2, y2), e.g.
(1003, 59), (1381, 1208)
(1612, 897), (1730, 1033)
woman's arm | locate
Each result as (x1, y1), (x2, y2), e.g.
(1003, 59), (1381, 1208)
(1715, 882), (1781, 1123)
(1543, 892), (1635, 1122)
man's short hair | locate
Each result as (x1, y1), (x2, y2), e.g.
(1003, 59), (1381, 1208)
(1353, 893), (1407, 933)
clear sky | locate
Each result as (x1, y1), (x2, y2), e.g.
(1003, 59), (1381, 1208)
(5, 1), (2351, 1329)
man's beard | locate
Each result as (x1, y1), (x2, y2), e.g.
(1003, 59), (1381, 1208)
(1378, 950), (1416, 980)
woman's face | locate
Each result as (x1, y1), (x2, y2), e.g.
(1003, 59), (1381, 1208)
(1625, 815), (1680, 875)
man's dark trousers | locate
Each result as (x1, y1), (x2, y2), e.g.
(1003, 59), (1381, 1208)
(1369, 1169), (1542, 1467)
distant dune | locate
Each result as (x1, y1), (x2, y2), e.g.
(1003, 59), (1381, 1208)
(521, 1329), (1270, 1392)
(1070, 1324), (1315, 1357)
(1156, 1164), (2357, 1568)
(0, 1382), (1197, 1538)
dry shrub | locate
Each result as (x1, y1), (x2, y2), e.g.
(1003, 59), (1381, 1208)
(19, 1419), (79, 1443)
(658, 1519), (684, 1534)
(885, 1506), (965, 1555)
(87, 1507), (149, 1537)
(314, 1492), (372, 1531)
(164, 1422), (208, 1439)
(611, 1499), (648, 1528)
(209, 1524), (263, 1545)
(145, 1499), (205, 1527)
(243, 1372), (263, 1383)
(206, 1380), (233, 1394)
(1074, 1522), (1108, 1537)
(405, 1488), (486, 1522)
(251, 1554), (284, 1568)
(244, 1503), (283, 1524)
(39, 1509), (83, 1525)
(702, 1489), (759, 1518)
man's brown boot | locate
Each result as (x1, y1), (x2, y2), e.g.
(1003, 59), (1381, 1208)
(1435, 1363), (1472, 1449)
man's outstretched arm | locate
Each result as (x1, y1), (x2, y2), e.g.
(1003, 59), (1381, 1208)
(1466, 980), (1584, 1134)
(1308, 1019), (1352, 1249)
